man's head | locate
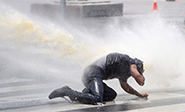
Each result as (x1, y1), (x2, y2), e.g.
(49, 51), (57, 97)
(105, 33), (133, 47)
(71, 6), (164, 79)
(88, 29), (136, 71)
(134, 58), (144, 75)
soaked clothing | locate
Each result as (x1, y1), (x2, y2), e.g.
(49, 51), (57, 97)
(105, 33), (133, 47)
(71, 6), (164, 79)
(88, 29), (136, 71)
(68, 53), (136, 104)
(83, 53), (135, 85)
(68, 77), (117, 104)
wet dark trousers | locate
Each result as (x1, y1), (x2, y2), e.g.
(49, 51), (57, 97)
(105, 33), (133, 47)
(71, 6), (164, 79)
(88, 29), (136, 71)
(68, 77), (117, 104)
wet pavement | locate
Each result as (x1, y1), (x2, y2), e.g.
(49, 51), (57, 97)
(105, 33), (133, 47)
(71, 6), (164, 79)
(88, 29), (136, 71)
(1, 77), (185, 112)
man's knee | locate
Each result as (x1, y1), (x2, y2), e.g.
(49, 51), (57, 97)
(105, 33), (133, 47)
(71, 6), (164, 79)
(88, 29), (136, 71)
(82, 94), (102, 105)
(94, 95), (102, 103)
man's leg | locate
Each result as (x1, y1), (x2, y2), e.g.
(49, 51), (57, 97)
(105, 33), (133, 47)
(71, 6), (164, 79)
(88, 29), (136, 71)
(86, 77), (104, 103)
(82, 81), (117, 102)
(102, 83), (117, 102)
(49, 77), (104, 105)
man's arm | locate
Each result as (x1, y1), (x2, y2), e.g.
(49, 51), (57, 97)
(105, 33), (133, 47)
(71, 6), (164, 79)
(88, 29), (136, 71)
(130, 64), (145, 86)
(119, 79), (148, 98)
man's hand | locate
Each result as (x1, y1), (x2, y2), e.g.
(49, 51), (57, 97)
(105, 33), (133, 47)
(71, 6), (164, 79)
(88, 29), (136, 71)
(119, 80), (149, 98)
(141, 92), (149, 98)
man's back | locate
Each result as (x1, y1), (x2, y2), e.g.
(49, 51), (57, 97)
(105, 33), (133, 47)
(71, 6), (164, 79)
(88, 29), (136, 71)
(91, 53), (134, 82)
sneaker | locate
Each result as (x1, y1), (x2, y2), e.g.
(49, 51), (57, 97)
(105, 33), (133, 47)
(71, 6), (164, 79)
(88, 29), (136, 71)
(48, 86), (72, 99)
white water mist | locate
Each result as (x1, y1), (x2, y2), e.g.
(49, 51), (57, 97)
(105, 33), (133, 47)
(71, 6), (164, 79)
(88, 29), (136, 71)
(103, 13), (185, 91)
(0, 2), (185, 93)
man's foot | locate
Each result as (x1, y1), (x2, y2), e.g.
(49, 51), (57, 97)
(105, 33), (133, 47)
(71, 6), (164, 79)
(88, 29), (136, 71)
(48, 86), (72, 99)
